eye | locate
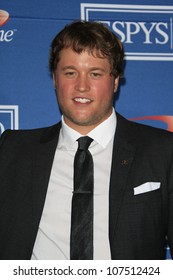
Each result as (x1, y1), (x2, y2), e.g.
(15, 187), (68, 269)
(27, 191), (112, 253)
(90, 72), (103, 78)
(64, 71), (77, 78)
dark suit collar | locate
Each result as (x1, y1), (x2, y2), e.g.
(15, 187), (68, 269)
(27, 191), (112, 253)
(40, 121), (62, 143)
(116, 112), (137, 142)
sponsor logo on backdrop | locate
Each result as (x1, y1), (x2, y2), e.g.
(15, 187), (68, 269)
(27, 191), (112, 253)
(0, 9), (9, 26)
(0, 9), (17, 42)
(129, 115), (173, 132)
(81, 4), (173, 61)
(0, 105), (19, 135)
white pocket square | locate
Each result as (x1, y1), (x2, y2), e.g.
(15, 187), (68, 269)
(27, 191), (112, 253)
(134, 182), (161, 195)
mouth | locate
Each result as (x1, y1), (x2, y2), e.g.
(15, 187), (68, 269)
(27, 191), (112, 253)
(73, 97), (92, 104)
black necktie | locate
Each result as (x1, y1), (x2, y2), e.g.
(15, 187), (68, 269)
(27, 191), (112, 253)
(70, 136), (94, 260)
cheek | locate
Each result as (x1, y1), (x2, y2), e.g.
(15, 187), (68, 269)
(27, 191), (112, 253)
(56, 79), (72, 98)
(93, 81), (114, 101)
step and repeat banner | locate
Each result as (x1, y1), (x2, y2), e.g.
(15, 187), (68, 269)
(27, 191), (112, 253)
(0, 0), (173, 259)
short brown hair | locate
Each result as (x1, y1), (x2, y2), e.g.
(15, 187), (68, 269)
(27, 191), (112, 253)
(49, 21), (124, 78)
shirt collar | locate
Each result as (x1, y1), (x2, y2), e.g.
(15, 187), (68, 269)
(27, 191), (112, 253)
(58, 108), (116, 150)
(88, 109), (116, 148)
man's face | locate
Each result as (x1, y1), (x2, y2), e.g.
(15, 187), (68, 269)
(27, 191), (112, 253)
(53, 48), (119, 134)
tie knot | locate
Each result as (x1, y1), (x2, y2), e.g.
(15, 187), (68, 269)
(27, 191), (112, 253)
(77, 136), (93, 151)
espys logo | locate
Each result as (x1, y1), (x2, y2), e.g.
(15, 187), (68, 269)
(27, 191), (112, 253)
(81, 4), (173, 61)
(0, 105), (19, 135)
(0, 9), (16, 42)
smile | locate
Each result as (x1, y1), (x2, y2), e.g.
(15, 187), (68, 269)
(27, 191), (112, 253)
(73, 97), (92, 104)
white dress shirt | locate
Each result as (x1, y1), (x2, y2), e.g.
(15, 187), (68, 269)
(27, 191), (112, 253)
(31, 109), (117, 259)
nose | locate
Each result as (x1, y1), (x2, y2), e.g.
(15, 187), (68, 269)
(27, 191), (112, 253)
(75, 74), (90, 92)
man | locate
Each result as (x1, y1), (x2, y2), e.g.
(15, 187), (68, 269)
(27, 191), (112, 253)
(0, 21), (173, 260)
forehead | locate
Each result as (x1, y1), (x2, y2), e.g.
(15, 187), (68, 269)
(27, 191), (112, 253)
(58, 47), (111, 68)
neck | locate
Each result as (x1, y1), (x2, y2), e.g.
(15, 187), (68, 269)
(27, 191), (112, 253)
(64, 122), (98, 135)
(62, 110), (113, 135)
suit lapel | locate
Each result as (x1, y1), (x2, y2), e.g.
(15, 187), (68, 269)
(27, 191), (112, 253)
(31, 123), (61, 248)
(109, 114), (136, 251)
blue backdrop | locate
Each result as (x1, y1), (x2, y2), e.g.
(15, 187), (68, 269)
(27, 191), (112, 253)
(0, 0), (173, 259)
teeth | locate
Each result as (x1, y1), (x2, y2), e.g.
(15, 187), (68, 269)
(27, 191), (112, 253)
(74, 98), (91, 103)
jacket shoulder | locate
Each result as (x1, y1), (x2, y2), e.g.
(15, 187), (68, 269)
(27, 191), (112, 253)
(116, 112), (173, 150)
(0, 122), (61, 147)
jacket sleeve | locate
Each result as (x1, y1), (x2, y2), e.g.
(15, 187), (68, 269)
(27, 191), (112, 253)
(167, 142), (173, 259)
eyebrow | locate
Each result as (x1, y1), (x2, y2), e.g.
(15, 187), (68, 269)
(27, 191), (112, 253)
(61, 66), (106, 72)
(89, 67), (106, 72)
(62, 66), (76, 71)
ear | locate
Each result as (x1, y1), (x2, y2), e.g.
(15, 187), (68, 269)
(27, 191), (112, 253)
(52, 73), (56, 89)
(113, 76), (119, 92)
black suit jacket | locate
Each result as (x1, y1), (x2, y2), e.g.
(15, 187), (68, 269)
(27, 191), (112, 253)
(0, 113), (173, 260)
